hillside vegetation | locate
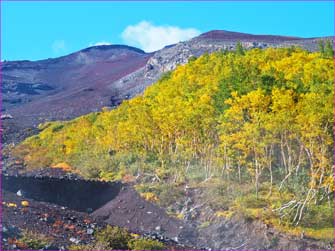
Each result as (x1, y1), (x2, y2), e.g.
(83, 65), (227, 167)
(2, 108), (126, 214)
(13, 47), (334, 234)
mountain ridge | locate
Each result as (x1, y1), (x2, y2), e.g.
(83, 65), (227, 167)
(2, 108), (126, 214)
(197, 30), (304, 41)
(3, 29), (332, 63)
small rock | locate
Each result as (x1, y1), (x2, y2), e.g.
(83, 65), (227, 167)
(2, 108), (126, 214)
(46, 216), (55, 224)
(68, 216), (77, 222)
(69, 237), (80, 244)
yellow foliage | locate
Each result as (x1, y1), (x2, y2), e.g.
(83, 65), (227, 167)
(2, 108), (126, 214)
(21, 201), (30, 207)
(140, 192), (159, 203)
(51, 162), (72, 172)
(130, 233), (140, 238)
(215, 210), (234, 219)
(11, 48), (334, 228)
(4, 202), (17, 208)
(176, 213), (184, 220)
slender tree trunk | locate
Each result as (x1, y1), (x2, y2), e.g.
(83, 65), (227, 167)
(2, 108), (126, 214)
(280, 133), (288, 174)
(268, 151), (273, 196)
(255, 157), (259, 199)
(238, 162), (241, 184)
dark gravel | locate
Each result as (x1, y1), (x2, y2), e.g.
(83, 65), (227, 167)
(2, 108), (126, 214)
(2, 174), (198, 250)
(92, 185), (199, 248)
(2, 191), (106, 250)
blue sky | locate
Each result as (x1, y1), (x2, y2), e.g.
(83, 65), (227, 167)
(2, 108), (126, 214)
(1, 1), (334, 61)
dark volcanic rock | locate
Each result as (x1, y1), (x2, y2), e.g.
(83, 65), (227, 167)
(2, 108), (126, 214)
(2, 175), (332, 250)
(196, 216), (332, 250)
(2, 175), (122, 212)
(20, 167), (83, 179)
(2, 175), (198, 248)
(2, 191), (106, 250)
(91, 186), (199, 248)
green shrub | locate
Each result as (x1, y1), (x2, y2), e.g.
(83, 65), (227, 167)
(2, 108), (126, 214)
(18, 230), (51, 249)
(293, 203), (334, 228)
(95, 225), (132, 249)
(157, 184), (185, 207)
(239, 194), (268, 208)
(69, 226), (166, 250)
(128, 238), (165, 250)
(68, 244), (93, 250)
(198, 221), (211, 229)
(51, 123), (64, 133)
(135, 183), (185, 208)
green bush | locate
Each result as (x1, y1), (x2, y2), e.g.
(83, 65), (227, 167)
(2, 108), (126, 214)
(157, 184), (185, 207)
(51, 123), (64, 133)
(95, 225), (132, 249)
(69, 226), (166, 250)
(239, 194), (268, 209)
(18, 230), (51, 249)
(128, 238), (165, 250)
(135, 183), (185, 207)
(294, 203), (334, 228)
(68, 244), (93, 250)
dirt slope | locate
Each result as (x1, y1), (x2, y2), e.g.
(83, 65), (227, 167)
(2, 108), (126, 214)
(2, 45), (151, 128)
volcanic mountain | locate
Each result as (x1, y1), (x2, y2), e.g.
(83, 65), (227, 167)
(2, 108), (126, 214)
(1, 45), (151, 126)
(1, 30), (332, 140)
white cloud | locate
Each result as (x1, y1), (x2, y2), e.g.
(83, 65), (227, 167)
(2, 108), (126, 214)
(121, 21), (200, 52)
(89, 41), (112, 47)
(52, 40), (66, 55)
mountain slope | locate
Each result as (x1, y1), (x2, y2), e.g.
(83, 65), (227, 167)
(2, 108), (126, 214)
(2, 45), (151, 127)
(111, 31), (332, 105)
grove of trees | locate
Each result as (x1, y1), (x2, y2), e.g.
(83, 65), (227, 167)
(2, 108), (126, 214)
(13, 46), (334, 225)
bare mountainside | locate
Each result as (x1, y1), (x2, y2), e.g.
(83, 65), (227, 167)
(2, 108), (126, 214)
(1, 30), (332, 131)
(2, 45), (151, 126)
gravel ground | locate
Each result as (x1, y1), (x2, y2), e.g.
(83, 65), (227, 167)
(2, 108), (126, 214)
(1, 170), (196, 250)
(2, 191), (106, 250)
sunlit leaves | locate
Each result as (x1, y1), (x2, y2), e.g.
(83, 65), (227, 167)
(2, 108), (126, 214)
(14, 48), (333, 202)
